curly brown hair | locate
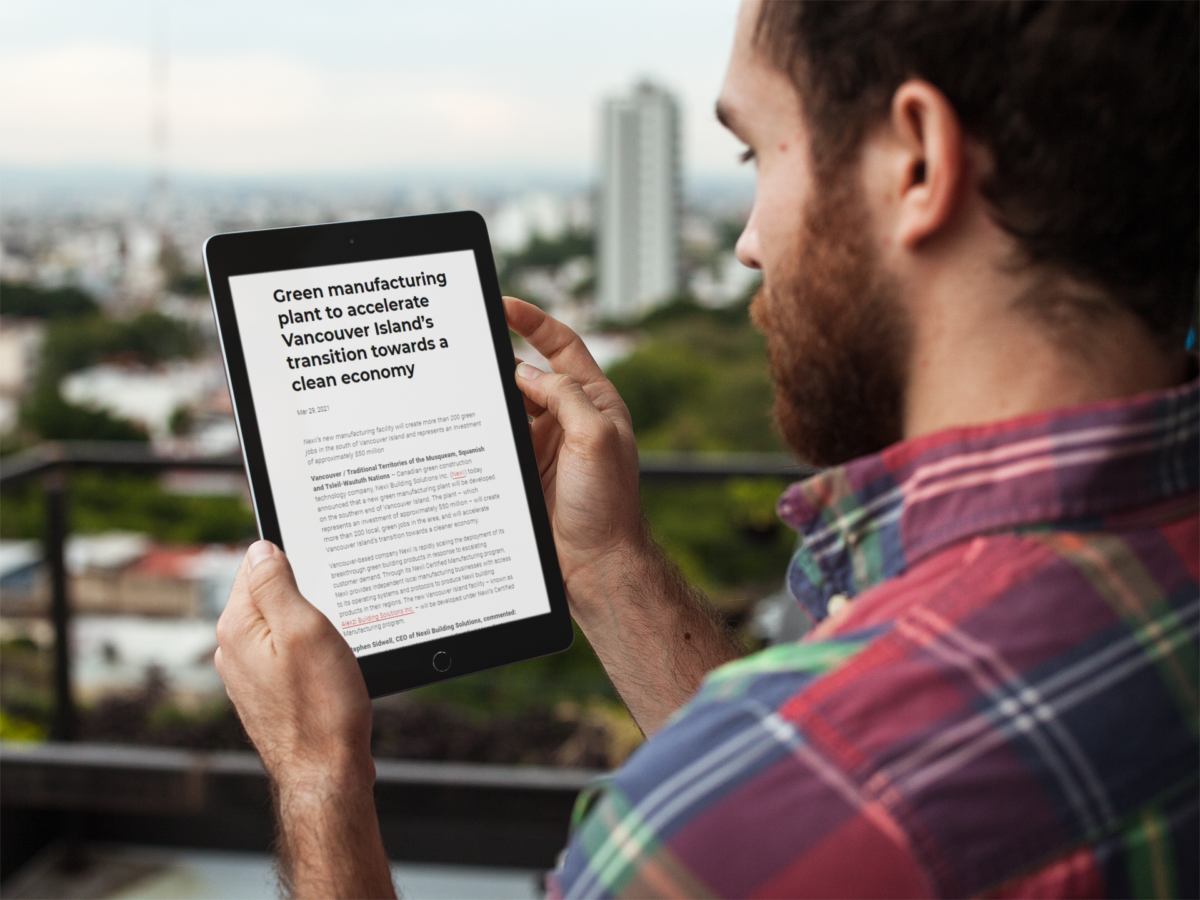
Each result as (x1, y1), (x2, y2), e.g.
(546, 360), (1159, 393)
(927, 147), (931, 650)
(755, 0), (1199, 346)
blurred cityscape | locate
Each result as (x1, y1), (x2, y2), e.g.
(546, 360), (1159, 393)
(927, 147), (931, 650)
(0, 73), (797, 792)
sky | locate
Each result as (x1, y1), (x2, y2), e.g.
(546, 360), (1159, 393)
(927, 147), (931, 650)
(0, 0), (752, 185)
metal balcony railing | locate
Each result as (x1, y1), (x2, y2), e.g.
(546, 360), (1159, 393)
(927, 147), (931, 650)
(0, 441), (815, 878)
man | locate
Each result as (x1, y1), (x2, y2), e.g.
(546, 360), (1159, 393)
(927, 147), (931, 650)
(214, 1), (1199, 896)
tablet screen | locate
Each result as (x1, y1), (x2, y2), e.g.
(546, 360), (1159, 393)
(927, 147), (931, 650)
(227, 249), (551, 658)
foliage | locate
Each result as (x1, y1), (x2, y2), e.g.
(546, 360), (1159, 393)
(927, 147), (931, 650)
(497, 229), (594, 301)
(410, 621), (618, 715)
(0, 487), (41, 542)
(70, 472), (257, 542)
(0, 708), (45, 742)
(0, 638), (53, 738)
(17, 301), (201, 444)
(21, 393), (149, 442)
(60, 669), (247, 751)
(500, 229), (593, 277)
(0, 431), (29, 457)
(640, 480), (796, 600)
(715, 218), (746, 252)
(0, 472), (257, 544)
(168, 405), (193, 436)
(37, 312), (199, 381)
(370, 700), (624, 767)
(571, 274), (596, 299)
(399, 622), (643, 764)
(602, 292), (800, 599)
(607, 296), (781, 453)
(0, 645), (637, 767)
(636, 293), (754, 329)
(0, 281), (100, 319)
(0, 240), (800, 751)
(170, 272), (209, 295)
(159, 240), (209, 296)
(609, 342), (712, 436)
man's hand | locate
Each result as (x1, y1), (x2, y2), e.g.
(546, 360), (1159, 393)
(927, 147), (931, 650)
(505, 297), (743, 734)
(215, 541), (370, 783)
(215, 541), (394, 899)
(505, 297), (644, 590)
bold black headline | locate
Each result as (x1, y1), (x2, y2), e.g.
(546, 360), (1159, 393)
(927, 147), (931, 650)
(273, 271), (447, 304)
(270, 273), (452, 393)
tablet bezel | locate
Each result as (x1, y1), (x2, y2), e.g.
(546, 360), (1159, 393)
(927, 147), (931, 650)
(204, 211), (573, 697)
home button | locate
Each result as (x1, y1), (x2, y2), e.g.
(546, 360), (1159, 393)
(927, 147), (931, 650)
(432, 651), (452, 673)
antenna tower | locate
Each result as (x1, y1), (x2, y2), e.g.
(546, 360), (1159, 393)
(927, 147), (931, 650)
(150, 0), (170, 232)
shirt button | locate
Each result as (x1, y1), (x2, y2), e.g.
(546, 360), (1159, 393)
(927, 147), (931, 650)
(828, 593), (850, 615)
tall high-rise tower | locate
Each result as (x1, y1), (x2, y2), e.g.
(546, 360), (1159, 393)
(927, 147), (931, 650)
(597, 82), (682, 320)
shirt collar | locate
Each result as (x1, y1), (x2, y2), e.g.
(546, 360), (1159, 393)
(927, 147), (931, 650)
(778, 377), (1200, 622)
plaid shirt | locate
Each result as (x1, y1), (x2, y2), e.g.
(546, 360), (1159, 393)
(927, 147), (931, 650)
(551, 379), (1199, 899)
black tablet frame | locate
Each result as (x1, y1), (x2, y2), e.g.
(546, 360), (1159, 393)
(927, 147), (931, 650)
(204, 211), (572, 697)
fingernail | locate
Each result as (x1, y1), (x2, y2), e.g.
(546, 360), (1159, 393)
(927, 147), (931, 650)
(516, 363), (544, 380)
(247, 540), (276, 570)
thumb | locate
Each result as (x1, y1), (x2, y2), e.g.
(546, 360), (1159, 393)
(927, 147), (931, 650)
(244, 541), (310, 624)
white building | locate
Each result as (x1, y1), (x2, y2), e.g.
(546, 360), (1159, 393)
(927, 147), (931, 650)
(0, 319), (44, 395)
(487, 191), (591, 254)
(0, 318), (44, 433)
(59, 358), (227, 444)
(597, 82), (682, 320)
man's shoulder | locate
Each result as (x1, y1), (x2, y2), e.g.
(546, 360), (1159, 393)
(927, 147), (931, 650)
(553, 520), (1199, 898)
(552, 620), (935, 899)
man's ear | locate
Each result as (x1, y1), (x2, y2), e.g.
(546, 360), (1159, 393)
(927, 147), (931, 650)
(890, 80), (965, 248)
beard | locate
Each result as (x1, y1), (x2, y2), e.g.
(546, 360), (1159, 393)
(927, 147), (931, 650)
(750, 169), (911, 468)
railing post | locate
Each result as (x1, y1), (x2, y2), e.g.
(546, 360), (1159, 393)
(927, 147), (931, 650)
(44, 466), (75, 742)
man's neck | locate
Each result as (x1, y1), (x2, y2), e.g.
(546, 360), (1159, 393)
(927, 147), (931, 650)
(901, 271), (1189, 440)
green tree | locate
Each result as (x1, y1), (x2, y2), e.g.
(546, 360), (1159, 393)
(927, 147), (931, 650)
(500, 229), (593, 274)
(0, 281), (100, 319)
(168, 406), (193, 436)
(607, 295), (779, 453)
(159, 240), (208, 296)
(0, 472), (256, 544)
(604, 293), (798, 600)
(21, 388), (149, 442)
(36, 312), (198, 378)
(18, 308), (200, 444)
(497, 229), (594, 300)
(70, 472), (257, 542)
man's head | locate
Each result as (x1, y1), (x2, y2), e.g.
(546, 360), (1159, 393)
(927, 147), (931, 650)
(719, 0), (1199, 466)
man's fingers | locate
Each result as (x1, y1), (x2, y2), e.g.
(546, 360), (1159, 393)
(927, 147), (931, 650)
(516, 364), (610, 442)
(504, 297), (607, 388)
(504, 298), (546, 339)
(529, 415), (564, 476)
(514, 354), (547, 417)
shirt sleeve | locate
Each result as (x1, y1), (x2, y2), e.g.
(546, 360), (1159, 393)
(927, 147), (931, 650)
(547, 640), (932, 899)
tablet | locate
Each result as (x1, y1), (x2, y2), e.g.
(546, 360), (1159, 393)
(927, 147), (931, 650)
(204, 211), (572, 697)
